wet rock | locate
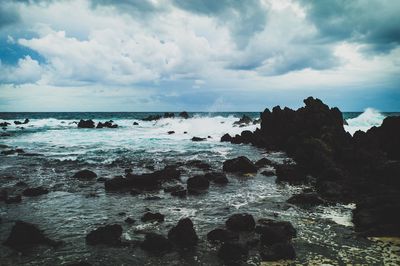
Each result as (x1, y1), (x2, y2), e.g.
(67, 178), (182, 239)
(207, 229), (239, 243)
(96, 121), (118, 128)
(275, 164), (307, 184)
(255, 158), (272, 168)
(0, 122), (11, 127)
(187, 175), (210, 193)
(164, 112), (175, 118)
(22, 186), (49, 197)
(191, 137), (206, 141)
(141, 212), (165, 223)
(14, 119), (29, 125)
(105, 176), (129, 191)
(164, 184), (184, 193)
(256, 219), (296, 245)
(220, 133), (232, 142)
(287, 192), (326, 206)
(125, 217), (135, 224)
(142, 115), (162, 121)
(223, 156), (257, 174)
(141, 233), (172, 253)
(226, 213), (256, 231)
(3, 221), (60, 251)
(5, 195), (22, 204)
(187, 160), (211, 170)
(179, 111), (189, 119)
(133, 122), (139, 125)
(233, 115), (252, 126)
(205, 172), (229, 184)
(77, 119), (95, 128)
(72, 169), (97, 180)
(167, 131), (175, 134)
(15, 181), (28, 187)
(260, 170), (275, 176)
(168, 218), (198, 247)
(86, 224), (122, 246)
(260, 242), (296, 261)
(218, 242), (249, 263)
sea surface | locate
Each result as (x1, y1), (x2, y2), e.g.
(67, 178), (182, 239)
(0, 109), (399, 265)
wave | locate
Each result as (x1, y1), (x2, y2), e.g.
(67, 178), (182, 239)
(344, 108), (385, 135)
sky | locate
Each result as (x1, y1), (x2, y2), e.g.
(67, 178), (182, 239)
(0, 0), (399, 112)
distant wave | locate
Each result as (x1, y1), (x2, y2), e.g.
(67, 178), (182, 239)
(344, 108), (385, 135)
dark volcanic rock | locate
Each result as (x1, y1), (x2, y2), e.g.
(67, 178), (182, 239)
(256, 219), (297, 245)
(260, 242), (296, 261)
(223, 156), (257, 173)
(179, 111), (189, 119)
(0, 122), (11, 127)
(220, 133), (232, 142)
(255, 158), (272, 168)
(226, 213), (256, 231)
(141, 233), (172, 253)
(4, 221), (60, 251)
(207, 229), (239, 243)
(171, 189), (187, 197)
(72, 169), (97, 180)
(164, 112), (175, 118)
(275, 164), (307, 184)
(78, 119), (95, 128)
(260, 170), (275, 176)
(125, 217), (135, 224)
(96, 121), (118, 128)
(187, 160), (211, 170)
(167, 131), (175, 134)
(133, 122), (139, 125)
(218, 242), (249, 263)
(233, 115), (252, 126)
(191, 137), (206, 141)
(5, 195), (22, 204)
(14, 119), (29, 125)
(85, 224), (122, 246)
(187, 175), (210, 193)
(141, 212), (165, 223)
(205, 172), (229, 184)
(287, 192), (326, 206)
(22, 186), (49, 197)
(168, 218), (198, 247)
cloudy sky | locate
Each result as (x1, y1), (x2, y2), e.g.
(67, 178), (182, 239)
(0, 0), (399, 111)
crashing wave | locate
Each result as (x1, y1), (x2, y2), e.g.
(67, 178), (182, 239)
(344, 108), (385, 135)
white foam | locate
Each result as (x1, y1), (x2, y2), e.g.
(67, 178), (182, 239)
(344, 108), (385, 135)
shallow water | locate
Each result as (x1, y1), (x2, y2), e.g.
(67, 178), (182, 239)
(1, 111), (399, 265)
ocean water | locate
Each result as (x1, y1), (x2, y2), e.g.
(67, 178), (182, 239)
(0, 110), (399, 265)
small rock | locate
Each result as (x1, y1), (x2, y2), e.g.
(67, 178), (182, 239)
(72, 170), (97, 180)
(191, 137), (206, 142)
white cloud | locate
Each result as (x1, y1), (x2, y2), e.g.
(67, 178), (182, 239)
(0, 56), (43, 84)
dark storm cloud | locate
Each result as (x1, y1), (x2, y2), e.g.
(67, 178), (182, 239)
(301, 0), (400, 53)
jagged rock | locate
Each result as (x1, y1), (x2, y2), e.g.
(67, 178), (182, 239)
(96, 121), (118, 128)
(220, 133), (232, 142)
(233, 115), (252, 125)
(22, 186), (49, 197)
(223, 156), (257, 173)
(85, 224), (122, 246)
(187, 160), (211, 170)
(4, 221), (61, 251)
(141, 233), (172, 253)
(226, 213), (256, 231)
(260, 170), (275, 176)
(141, 212), (165, 223)
(77, 120), (95, 128)
(256, 219), (296, 246)
(72, 170), (97, 180)
(179, 111), (189, 119)
(168, 218), (198, 247)
(0, 122), (11, 127)
(187, 175), (210, 193)
(207, 228), (239, 243)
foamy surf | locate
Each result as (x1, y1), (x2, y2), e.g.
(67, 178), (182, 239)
(344, 108), (385, 135)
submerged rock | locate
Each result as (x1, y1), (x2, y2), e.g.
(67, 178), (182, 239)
(85, 224), (122, 246)
(72, 170), (97, 180)
(187, 175), (210, 193)
(168, 218), (198, 247)
(96, 121), (118, 128)
(14, 119), (29, 125)
(223, 156), (257, 174)
(141, 212), (165, 223)
(225, 213), (256, 231)
(287, 192), (326, 206)
(4, 221), (61, 251)
(167, 131), (175, 134)
(22, 186), (49, 197)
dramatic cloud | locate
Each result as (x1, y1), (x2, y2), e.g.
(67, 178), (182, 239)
(0, 0), (399, 111)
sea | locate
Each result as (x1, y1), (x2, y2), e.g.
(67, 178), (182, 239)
(0, 109), (399, 265)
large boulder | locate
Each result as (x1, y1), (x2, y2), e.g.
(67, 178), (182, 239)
(223, 156), (257, 173)
(260, 242), (296, 261)
(3, 221), (60, 251)
(218, 242), (249, 263)
(85, 224), (122, 246)
(256, 219), (296, 246)
(168, 218), (198, 247)
(77, 120), (95, 128)
(220, 133), (232, 142)
(207, 228), (239, 243)
(72, 170), (97, 180)
(187, 175), (210, 193)
(141, 233), (172, 253)
(225, 213), (256, 231)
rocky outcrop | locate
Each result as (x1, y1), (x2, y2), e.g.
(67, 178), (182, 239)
(218, 242), (249, 263)
(14, 119), (29, 125)
(233, 115), (252, 126)
(85, 224), (122, 246)
(4, 221), (61, 251)
(287, 192), (326, 206)
(96, 121), (118, 128)
(77, 120), (95, 128)
(223, 156), (257, 173)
